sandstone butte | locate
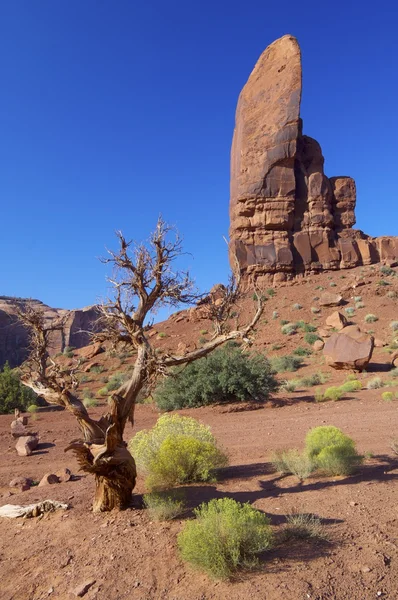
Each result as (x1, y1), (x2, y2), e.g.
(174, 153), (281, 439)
(0, 296), (100, 368)
(229, 34), (398, 285)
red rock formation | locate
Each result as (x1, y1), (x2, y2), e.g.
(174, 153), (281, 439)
(229, 35), (398, 284)
(0, 297), (101, 367)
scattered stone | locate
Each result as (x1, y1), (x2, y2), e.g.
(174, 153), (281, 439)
(323, 329), (374, 371)
(38, 473), (60, 487)
(313, 340), (324, 351)
(361, 566), (372, 573)
(72, 579), (96, 597)
(318, 328), (331, 338)
(56, 468), (72, 483)
(319, 293), (343, 308)
(325, 311), (348, 330)
(76, 342), (104, 361)
(374, 338), (386, 348)
(15, 435), (39, 457)
(349, 501), (358, 507)
(9, 477), (32, 491)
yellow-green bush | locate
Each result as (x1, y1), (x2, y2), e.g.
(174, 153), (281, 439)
(178, 498), (273, 579)
(323, 386), (343, 401)
(339, 380), (362, 393)
(271, 449), (314, 480)
(382, 391), (394, 402)
(305, 426), (362, 476)
(129, 414), (227, 490)
(143, 490), (185, 521)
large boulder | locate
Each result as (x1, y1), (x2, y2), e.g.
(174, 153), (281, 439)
(15, 435), (39, 457)
(323, 328), (374, 371)
(319, 293), (343, 308)
(228, 35), (398, 285)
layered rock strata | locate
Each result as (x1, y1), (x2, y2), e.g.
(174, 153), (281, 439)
(0, 297), (100, 367)
(229, 35), (398, 284)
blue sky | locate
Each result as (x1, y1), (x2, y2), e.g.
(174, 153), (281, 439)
(1, 1), (397, 311)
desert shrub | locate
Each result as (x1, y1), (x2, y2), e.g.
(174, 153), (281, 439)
(281, 322), (297, 335)
(364, 314), (378, 323)
(292, 303), (302, 310)
(329, 282), (337, 287)
(339, 380), (362, 393)
(296, 321), (317, 333)
(304, 332), (320, 345)
(98, 387), (108, 396)
(178, 498), (273, 579)
(0, 362), (38, 414)
(355, 302), (365, 309)
(154, 344), (278, 410)
(129, 414), (227, 490)
(90, 365), (104, 374)
(366, 377), (384, 390)
(293, 346), (313, 357)
(280, 379), (299, 393)
(314, 388), (325, 402)
(300, 372), (328, 387)
(378, 279), (390, 286)
(354, 296), (362, 302)
(380, 265), (395, 276)
(267, 288), (276, 297)
(271, 449), (314, 480)
(391, 368), (398, 378)
(105, 372), (129, 392)
(382, 391), (394, 402)
(83, 397), (97, 408)
(143, 491), (185, 521)
(270, 354), (303, 373)
(305, 426), (362, 475)
(200, 329), (208, 335)
(323, 386), (343, 401)
(271, 343), (282, 351)
(272, 310), (279, 319)
(390, 321), (398, 332)
(387, 291), (397, 299)
(345, 307), (355, 317)
(281, 512), (326, 542)
(311, 307), (321, 314)
(27, 404), (38, 413)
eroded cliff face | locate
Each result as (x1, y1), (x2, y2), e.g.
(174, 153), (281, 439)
(229, 35), (398, 284)
(0, 297), (100, 367)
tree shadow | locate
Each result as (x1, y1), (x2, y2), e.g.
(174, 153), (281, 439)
(217, 462), (273, 481)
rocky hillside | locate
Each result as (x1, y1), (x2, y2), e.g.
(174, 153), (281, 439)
(0, 297), (100, 368)
(229, 35), (398, 285)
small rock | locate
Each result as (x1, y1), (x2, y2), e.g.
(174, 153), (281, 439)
(361, 566), (371, 573)
(15, 435), (39, 456)
(313, 340), (324, 351)
(349, 501), (358, 507)
(56, 468), (72, 483)
(38, 473), (60, 487)
(319, 292), (343, 307)
(325, 311), (348, 331)
(72, 579), (96, 597)
(9, 476), (31, 491)
(374, 338), (386, 348)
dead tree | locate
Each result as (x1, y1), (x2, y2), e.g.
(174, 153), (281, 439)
(17, 217), (263, 512)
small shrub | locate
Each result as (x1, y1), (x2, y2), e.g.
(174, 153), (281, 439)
(391, 368), (398, 378)
(305, 426), (362, 476)
(378, 279), (390, 286)
(63, 345), (75, 355)
(355, 302), (365, 309)
(198, 337), (208, 345)
(90, 365), (105, 374)
(63, 350), (74, 359)
(270, 355), (303, 373)
(292, 303), (302, 310)
(200, 329), (208, 335)
(143, 491), (185, 521)
(154, 344), (278, 410)
(354, 296), (362, 303)
(106, 372), (129, 392)
(178, 498), (273, 579)
(27, 404), (38, 413)
(304, 332), (320, 345)
(339, 380), (362, 393)
(293, 346), (313, 357)
(301, 372), (328, 387)
(387, 291), (397, 299)
(311, 306), (321, 314)
(271, 343), (282, 351)
(281, 323), (297, 335)
(366, 377), (384, 390)
(129, 414), (227, 490)
(271, 449), (314, 480)
(329, 282), (337, 287)
(380, 265), (395, 276)
(344, 307), (355, 317)
(297, 321), (317, 333)
(157, 332), (167, 338)
(382, 391), (394, 402)
(267, 288), (276, 297)
(390, 321), (398, 332)
(314, 388), (325, 402)
(272, 310), (279, 319)
(280, 379), (299, 393)
(323, 386), (343, 401)
(83, 397), (97, 408)
(98, 387), (108, 396)
(281, 512), (326, 542)
(364, 314), (378, 323)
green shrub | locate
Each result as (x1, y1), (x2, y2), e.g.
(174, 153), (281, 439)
(364, 314), (378, 323)
(311, 307), (321, 314)
(292, 303), (302, 310)
(105, 372), (129, 392)
(90, 365), (105, 374)
(83, 397), (98, 408)
(293, 346), (313, 357)
(323, 386), (343, 401)
(329, 282), (337, 287)
(178, 498), (273, 579)
(200, 329), (208, 335)
(366, 377), (384, 390)
(305, 426), (362, 475)
(0, 362), (38, 414)
(339, 380), (362, 393)
(378, 279), (390, 286)
(354, 296), (362, 302)
(281, 512), (326, 542)
(153, 344), (278, 410)
(157, 332), (167, 338)
(267, 288), (276, 297)
(314, 388), (325, 402)
(280, 379), (299, 393)
(272, 310), (279, 319)
(380, 266), (395, 276)
(271, 449), (314, 480)
(355, 302), (365, 309)
(304, 332), (320, 345)
(300, 372), (328, 387)
(129, 414), (227, 490)
(296, 321), (317, 333)
(270, 354), (303, 373)
(391, 368), (398, 378)
(27, 404), (38, 413)
(281, 323), (297, 335)
(382, 391), (394, 402)
(143, 491), (185, 521)
(390, 321), (398, 331)
(344, 307), (355, 317)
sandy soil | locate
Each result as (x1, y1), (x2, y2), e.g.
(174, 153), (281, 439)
(1, 265), (398, 600)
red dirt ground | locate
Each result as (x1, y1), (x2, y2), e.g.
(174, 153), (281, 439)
(1, 265), (398, 600)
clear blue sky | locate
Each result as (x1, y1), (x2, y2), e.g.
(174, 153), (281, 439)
(1, 1), (397, 311)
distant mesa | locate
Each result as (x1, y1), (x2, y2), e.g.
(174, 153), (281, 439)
(0, 296), (100, 368)
(229, 35), (398, 284)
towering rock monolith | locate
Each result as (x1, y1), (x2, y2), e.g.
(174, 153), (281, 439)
(229, 35), (398, 284)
